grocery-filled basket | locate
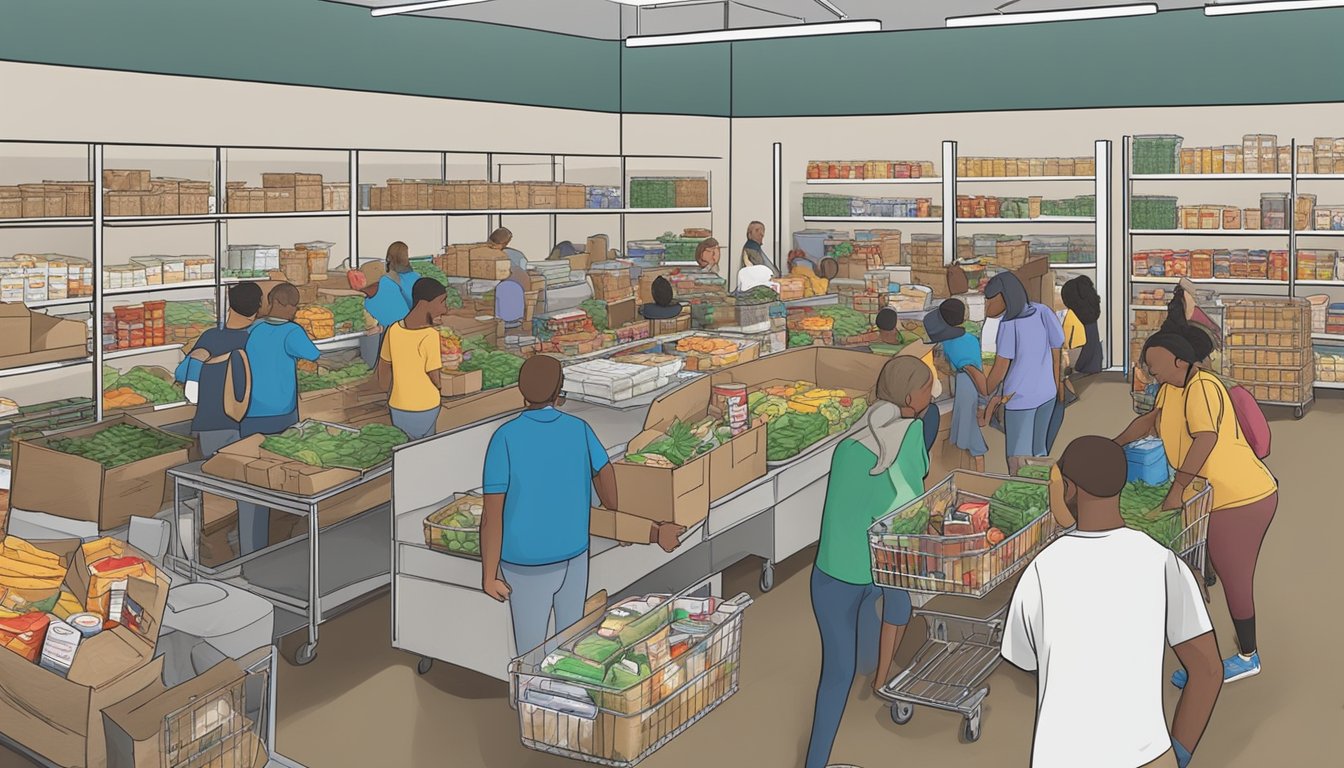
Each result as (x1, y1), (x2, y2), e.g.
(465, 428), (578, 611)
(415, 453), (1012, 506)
(869, 470), (1059, 598)
(159, 657), (270, 768)
(423, 492), (482, 557)
(510, 588), (752, 767)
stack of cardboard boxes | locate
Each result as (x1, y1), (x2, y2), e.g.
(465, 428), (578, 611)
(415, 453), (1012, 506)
(102, 170), (212, 217)
(365, 179), (589, 211)
(0, 180), (93, 219)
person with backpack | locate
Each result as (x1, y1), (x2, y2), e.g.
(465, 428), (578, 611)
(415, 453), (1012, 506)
(1114, 302), (1278, 688)
(236, 282), (322, 556)
(378, 277), (451, 440)
(358, 241), (418, 368)
(173, 282), (262, 458)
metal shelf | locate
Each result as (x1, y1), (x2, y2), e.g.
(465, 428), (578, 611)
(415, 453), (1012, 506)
(957, 217), (1094, 224)
(104, 280), (218, 296)
(27, 296), (94, 309)
(0, 356), (93, 380)
(1294, 230), (1344, 237)
(1313, 333), (1344, 342)
(956, 176), (1094, 183)
(1314, 381), (1344, 389)
(1049, 263), (1096, 269)
(1131, 229), (1290, 237)
(0, 216), (94, 229)
(807, 177), (941, 186)
(1130, 173), (1291, 181)
(104, 343), (185, 361)
(358, 207), (708, 217)
(105, 211), (347, 225)
(803, 216), (941, 223)
(1129, 277), (1289, 286)
(1295, 280), (1344, 286)
(314, 332), (364, 349)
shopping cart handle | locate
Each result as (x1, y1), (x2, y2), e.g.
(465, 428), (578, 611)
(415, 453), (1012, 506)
(723, 592), (754, 611)
(506, 659), (522, 711)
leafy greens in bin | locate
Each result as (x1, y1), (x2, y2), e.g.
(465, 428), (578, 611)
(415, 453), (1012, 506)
(989, 477), (1049, 536)
(261, 422), (408, 470)
(48, 423), (192, 468)
(1120, 481), (1184, 549)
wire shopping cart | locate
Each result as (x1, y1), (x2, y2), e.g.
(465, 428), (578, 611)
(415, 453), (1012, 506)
(509, 589), (752, 767)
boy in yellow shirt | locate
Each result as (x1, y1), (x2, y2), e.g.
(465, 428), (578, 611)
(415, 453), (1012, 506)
(378, 278), (452, 440)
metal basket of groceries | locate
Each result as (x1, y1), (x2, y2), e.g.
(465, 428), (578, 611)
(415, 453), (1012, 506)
(509, 588), (752, 767)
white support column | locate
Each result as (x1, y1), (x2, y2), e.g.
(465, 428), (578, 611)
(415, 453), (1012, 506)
(92, 144), (104, 421)
(349, 150), (360, 267)
(1095, 138), (1112, 370)
(772, 142), (782, 272)
(942, 141), (957, 267)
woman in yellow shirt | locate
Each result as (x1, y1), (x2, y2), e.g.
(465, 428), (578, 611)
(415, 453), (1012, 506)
(378, 277), (451, 440)
(1114, 310), (1277, 688)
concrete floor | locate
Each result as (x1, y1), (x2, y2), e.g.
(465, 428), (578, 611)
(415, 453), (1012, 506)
(4, 378), (1339, 766)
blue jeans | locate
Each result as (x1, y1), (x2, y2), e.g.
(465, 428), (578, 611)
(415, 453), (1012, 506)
(390, 407), (438, 440)
(921, 403), (940, 454)
(500, 554), (589, 656)
(805, 568), (912, 768)
(1004, 400), (1055, 460)
(237, 410), (300, 556)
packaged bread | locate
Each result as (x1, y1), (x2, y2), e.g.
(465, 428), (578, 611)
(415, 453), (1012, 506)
(79, 538), (158, 623)
(0, 536), (67, 613)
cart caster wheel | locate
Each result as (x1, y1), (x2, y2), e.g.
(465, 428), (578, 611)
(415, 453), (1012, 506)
(962, 711), (982, 744)
(1205, 573), (1218, 588)
(1293, 406), (1304, 420)
(759, 562), (775, 593)
(891, 702), (914, 725)
(293, 643), (317, 666)
(417, 657), (433, 675)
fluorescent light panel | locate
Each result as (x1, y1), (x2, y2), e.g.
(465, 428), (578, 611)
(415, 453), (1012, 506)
(1205, 1), (1344, 15)
(371, 0), (493, 17)
(947, 3), (1157, 27)
(625, 19), (879, 47)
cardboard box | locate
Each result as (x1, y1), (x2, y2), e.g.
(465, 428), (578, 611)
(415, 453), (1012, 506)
(0, 302), (32, 357)
(202, 433), (393, 499)
(607, 297), (637, 330)
(470, 258), (512, 281)
(103, 170), (150, 192)
(103, 656), (265, 768)
(11, 415), (192, 531)
(0, 537), (168, 768)
(434, 386), (525, 433)
(649, 309), (692, 337)
(264, 188), (295, 213)
(262, 173), (296, 189)
(1013, 255), (1051, 305)
(614, 431), (710, 528)
(439, 311), (501, 349)
(440, 368), (484, 397)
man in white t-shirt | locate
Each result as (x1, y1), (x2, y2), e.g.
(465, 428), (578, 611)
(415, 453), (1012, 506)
(1002, 436), (1223, 768)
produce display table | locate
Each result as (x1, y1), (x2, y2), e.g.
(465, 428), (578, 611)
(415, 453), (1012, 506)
(168, 461), (393, 666)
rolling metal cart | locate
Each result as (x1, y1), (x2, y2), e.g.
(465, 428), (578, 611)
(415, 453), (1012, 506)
(167, 461), (393, 666)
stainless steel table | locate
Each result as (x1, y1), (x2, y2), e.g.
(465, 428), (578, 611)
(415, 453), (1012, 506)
(167, 461), (393, 665)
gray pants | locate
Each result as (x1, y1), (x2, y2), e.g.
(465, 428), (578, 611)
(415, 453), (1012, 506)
(1004, 400), (1056, 460)
(390, 407), (438, 440)
(195, 428), (240, 460)
(500, 554), (589, 656)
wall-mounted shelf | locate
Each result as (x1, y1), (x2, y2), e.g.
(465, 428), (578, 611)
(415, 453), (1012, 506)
(802, 216), (940, 223)
(357, 207), (708, 217)
(807, 177), (942, 186)
(1049, 263), (1096, 269)
(104, 280), (219, 296)
(104, 343), (186, 361)
(1131, 173), (1291, 181)
(955, 176), (1094, 183)
(1131, 229), (1290, 237)
(0, 216), (94, 229)
(957, 217), (1094, 224)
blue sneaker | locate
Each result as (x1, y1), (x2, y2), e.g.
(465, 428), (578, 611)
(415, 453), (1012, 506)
(1171, 652), (1261, 688)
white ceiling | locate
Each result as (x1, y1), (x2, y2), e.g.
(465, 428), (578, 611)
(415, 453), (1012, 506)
(339, 0), (1213, 40)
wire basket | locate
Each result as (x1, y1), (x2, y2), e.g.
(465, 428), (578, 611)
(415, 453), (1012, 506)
(423, 492), (482, 558)
(162, 660), (269, 768)
(1132, 390), (1156, 415)
(869, 470), (1059, 598)
(510, 589), (752, 767)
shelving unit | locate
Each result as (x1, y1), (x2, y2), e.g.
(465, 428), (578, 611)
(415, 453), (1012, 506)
(1123, 134), (1344, 389)
(0, 141), (722, 421)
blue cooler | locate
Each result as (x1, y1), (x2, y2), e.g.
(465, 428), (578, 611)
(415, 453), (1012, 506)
(1124, 437), (1171, 485)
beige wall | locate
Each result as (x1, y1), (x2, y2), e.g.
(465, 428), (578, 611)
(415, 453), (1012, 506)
(732, 103), (1344, 367)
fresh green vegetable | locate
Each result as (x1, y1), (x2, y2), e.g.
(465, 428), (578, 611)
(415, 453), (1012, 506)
(788, 331), (814, 348)
(832, 242), (854, 259)
(580, 299), (610, 332)
(766, 411), (830, 462)
(1120, 481), (1183, 549)
(817, 305), (871, 339)
(1017, 464), (1052, 481)
(459, 349), (525, 390)
(297, 361), (374, 393)
(739, 285), (780, 303)
(575, 633), (625, 665)
(629, 419), (699, 467)
(883, 501), (930, 536)
(49, 423), (191, 468)
(165, 300), (214, 328)
(325, 296), (366, 332)
(989, 478), (1050, 536)
(103, 366), (183, 404)
(963, 320), (983, 339)
(261, 422), (407, 470)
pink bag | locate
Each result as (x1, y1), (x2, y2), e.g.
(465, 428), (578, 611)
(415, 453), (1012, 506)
(1227, 384), (1271, 459)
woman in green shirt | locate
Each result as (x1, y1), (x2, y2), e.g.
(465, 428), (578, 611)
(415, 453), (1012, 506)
(805, 356), (933, 768)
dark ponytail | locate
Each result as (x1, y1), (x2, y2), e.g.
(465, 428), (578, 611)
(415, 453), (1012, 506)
(1060, 275), (1101, 325)
(1142, 286), (1214, 366)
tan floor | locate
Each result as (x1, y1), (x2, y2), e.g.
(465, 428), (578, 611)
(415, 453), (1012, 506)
(4, 378), (1338, 767)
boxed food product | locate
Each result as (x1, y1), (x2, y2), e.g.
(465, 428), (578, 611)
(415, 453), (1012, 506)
(0, 302), (88, 368)
(0, 536), (168, 768)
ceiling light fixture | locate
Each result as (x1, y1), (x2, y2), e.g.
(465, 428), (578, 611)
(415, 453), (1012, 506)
(625, 18), (879, 46)
(371, 0), (494, 17)
(947, 2), (1157, 27)
(1204, 0), (1344, 15)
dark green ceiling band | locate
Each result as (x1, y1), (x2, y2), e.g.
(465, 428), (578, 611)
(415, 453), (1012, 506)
(1, 4), (1341, 118)
(0, 0), (621, 113)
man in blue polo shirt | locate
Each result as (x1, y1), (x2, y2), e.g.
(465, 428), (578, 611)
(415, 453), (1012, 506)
(480, 356), (684, 655)
(236, 282), (321, 556)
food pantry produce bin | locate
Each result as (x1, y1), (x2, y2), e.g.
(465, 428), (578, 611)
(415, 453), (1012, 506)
(510, 590), (752, 766)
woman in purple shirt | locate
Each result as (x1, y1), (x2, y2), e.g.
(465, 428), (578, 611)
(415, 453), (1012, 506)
(982, 272), (1065, 473)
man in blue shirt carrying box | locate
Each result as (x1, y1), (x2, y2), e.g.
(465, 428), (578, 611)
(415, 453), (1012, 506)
(480, 356), (686, 656)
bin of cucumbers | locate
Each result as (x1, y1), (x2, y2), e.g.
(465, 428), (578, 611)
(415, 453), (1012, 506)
(261, 421), (408, 471)
(460, 349), (526, 390)
(47, 423), (192, 468)
(816, 305), (872, 341)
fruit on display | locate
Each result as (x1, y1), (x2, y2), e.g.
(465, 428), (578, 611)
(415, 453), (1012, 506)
(675, 336), (740, 355)
(794, 316), (833, 332)
(102, 388), (148, 410)
(295, 306), (335, 339)
(105, 366), (183, 405)
(297, 361), (373, 393)
(579, 299), (610, 332)
(816, 305), (871, 338)
(48, 423), (191, 468)
(261, 422), (408, 470)
(748, 381), (868, 461)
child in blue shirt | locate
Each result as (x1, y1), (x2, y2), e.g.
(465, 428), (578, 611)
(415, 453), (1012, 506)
(925, 299), (1002, 473)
